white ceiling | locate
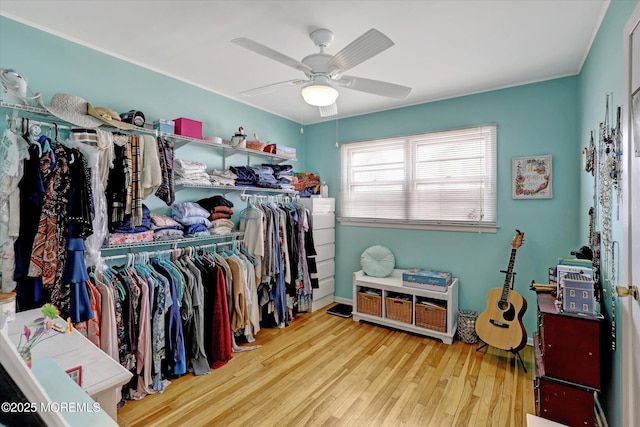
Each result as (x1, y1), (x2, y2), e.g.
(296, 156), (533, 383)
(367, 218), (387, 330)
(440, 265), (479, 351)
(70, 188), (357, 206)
(0, 0), (609, 124)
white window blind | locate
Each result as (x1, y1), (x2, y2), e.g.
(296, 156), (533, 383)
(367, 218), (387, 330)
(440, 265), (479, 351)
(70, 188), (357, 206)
(339, 125), (497, 231)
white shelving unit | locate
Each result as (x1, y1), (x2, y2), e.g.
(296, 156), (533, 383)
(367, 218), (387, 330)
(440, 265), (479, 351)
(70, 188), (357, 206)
(352, 269), (458, 344)
(0, 101), (297, 164)
(165, 133), (296, 169)
(300, 198), (335, 312)
(0, 101), (298, 254)
(101, 231), (245, 251)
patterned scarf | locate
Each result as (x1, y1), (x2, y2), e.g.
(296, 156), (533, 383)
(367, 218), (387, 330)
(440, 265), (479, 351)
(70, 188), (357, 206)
(28, 143), (72, 311)
(155, 136), (175, 206)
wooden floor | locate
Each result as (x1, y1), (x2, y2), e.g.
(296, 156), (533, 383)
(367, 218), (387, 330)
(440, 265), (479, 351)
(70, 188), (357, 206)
(117, 304), (535, 427)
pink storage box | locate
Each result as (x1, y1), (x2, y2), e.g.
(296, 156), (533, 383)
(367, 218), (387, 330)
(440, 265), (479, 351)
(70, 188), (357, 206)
(173, 117), (203, 139)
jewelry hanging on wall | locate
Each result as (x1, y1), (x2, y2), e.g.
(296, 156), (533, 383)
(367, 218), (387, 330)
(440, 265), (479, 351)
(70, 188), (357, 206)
(612, 105), (623, 219)
(589, 207), (601, 289)
(610, 240), (619, 351)
(598, 94), (614, 273)
(588, 127), (601, 288)
(584, 130), (596, 175)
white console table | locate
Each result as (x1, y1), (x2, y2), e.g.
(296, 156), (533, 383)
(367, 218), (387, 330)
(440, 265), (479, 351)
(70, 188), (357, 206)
(353, 269), (458, 344)
(8, 309), (132, 421)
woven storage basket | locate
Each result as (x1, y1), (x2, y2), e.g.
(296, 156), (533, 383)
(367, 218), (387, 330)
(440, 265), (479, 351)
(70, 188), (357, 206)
(357, 291), (382, 317)
(385, 296), (412, 324)
(415, 300), (447, 332)
(457, 310), (479, 343)
(246, 140), (267, 151)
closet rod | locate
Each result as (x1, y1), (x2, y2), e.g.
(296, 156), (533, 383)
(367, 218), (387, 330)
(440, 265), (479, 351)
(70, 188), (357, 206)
(248, 193), (298, 203)
(102, 231), (244, 252)
(102, 247), (184, 264)
(6, 115), (72, 135)
(101, 238), (240, 263)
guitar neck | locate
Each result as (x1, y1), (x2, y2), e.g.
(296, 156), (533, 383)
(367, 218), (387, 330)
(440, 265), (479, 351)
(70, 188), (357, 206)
(501, 248), (518, 301)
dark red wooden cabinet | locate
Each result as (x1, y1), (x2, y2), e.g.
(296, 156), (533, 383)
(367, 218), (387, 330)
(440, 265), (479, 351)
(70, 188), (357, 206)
(534, 293), (603, 427)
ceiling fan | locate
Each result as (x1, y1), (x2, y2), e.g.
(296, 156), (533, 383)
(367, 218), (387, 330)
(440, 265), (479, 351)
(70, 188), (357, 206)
(232, 28), (412, 117)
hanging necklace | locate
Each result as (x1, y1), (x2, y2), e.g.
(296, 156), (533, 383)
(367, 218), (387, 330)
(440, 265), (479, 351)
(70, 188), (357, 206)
(611, 242), (618, 350)
(599, 94), (614, 273)
(585, 131), (595, 175)
(613, 106), (623, 219)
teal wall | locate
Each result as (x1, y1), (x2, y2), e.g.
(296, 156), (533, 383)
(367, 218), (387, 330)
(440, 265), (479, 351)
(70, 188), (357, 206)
(0, 16), (303, 214)
(2, 2), (638, 424)
(577, 1), (639, 426)
(304, 77), (582, 341)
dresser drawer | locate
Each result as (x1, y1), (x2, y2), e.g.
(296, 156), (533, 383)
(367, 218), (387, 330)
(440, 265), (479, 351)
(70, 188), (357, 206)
(317, 259), (335, 280)
(313, 228), (334, 245)
(300, 197), (335, 213)
(537, 293), (602, 390)
(536, 376), (595, 427)
(313, 276), (335, 300)
(315, 243), (335, 263)
(311, 213), (335, 230)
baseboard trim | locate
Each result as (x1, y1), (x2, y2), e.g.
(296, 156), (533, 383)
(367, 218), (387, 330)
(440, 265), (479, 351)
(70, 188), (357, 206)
(333, 296), (352, 306)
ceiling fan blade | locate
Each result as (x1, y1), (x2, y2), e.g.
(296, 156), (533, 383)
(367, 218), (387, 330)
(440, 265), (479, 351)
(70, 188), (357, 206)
(319, 103), (338, 117)
(240, 79), (307, 97)
(232, 37), (312, 74)
(339, 76), (411, 99)
(327, 29), (394, 73)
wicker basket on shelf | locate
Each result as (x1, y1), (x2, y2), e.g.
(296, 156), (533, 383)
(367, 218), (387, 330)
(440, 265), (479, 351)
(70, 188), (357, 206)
(357, 290), (382, 317)
(246, 140), (267, 151)
(456, 309), (479, 343)
(385, 295), (412, 323)
(415, 300), (447, 332)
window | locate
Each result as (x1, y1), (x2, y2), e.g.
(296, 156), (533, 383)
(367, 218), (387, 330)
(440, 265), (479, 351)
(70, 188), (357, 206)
(339, 125), (497, 232)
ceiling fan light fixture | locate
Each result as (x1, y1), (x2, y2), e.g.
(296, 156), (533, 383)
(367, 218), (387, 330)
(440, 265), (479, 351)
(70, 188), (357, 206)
(301, 82), (339, 107)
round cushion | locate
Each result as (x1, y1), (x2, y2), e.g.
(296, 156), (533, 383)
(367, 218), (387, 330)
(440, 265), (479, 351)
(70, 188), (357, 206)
(360, 245), (395, 277)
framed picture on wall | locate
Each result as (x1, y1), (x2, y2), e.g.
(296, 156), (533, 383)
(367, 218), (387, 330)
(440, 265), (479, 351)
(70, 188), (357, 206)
(512, 155), (552, 199)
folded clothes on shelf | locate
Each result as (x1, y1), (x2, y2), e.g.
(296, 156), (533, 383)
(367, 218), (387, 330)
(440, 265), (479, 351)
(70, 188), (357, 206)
(174, 158), (211, 186)
(208, 169), (237, 186)
(153, 228), (184, 241)
(197, 195), (234, 210)
(150, 213), (184, 231)
(108, 230), (154, 246)
(110, 205), (152, 233)
(172, 201), (210, 220)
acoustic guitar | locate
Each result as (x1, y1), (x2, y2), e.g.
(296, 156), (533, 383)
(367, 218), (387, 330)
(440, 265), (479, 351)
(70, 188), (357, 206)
(476, 230), (528, 352)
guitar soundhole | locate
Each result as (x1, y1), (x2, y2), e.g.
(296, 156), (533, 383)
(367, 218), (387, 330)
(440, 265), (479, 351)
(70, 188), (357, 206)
(497, 301), (516, 321)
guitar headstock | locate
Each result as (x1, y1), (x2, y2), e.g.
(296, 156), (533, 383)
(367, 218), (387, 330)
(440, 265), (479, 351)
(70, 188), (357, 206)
(512, 229), (525, 249)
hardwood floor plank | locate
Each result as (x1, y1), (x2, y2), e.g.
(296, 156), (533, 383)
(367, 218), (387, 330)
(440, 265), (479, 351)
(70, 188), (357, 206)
(448, 347), (477, 425)
(480, 347), (508, 426)
(498, 352), (517, 427)
(117, 306), (535, 427)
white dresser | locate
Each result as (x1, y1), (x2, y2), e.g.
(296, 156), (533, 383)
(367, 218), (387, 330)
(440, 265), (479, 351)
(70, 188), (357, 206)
(301, 198), (336, 311)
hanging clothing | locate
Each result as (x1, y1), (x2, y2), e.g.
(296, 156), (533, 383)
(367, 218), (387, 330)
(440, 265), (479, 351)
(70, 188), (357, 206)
(106, 142), (128, 228)
(68, 140), (109, 271)
(140, 134), (161, 199)
(0, 128), (28, 292)
(154, 136), (175, 206)
(62, 148), (95, 323)
(196, 254), (233, 369)
(238, 199), (318, 317)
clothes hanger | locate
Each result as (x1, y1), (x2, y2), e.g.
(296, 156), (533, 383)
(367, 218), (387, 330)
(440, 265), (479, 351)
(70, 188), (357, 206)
(37, 134), (52, 153)
(239, 243), (256, 264)
(51, 122), (76, 164)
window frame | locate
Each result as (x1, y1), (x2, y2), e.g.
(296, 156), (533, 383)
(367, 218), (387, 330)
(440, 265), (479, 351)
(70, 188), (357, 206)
(338, 124), (498, 233)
